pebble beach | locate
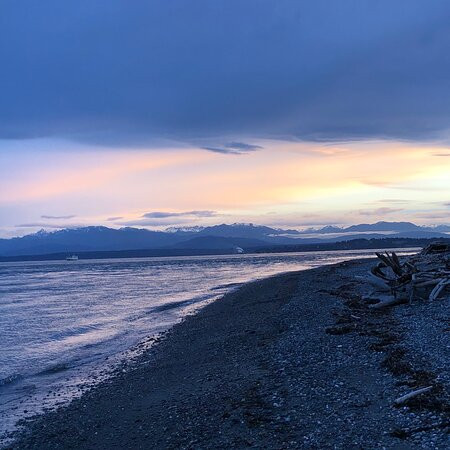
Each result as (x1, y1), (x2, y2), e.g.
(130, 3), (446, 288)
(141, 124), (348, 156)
(6, 259), (449, 449)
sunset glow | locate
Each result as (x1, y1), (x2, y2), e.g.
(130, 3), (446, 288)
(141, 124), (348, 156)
(1, 139), (448, 237)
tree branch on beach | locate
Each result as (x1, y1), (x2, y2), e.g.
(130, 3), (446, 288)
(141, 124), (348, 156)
(365, 243), (449, 309)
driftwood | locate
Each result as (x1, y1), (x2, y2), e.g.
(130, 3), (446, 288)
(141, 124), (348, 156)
(356, 246), (447, 410)
(429, 279), (450, 301)
(365, 244), (449, 309)
(394, 386), (434, 406)
(368, 297), (406, 309)
(421, 242), (449, 255)
(363, 273), (392, 291)
(369, 297), (406, 309)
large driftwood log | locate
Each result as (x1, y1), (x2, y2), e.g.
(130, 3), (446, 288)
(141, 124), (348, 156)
(368, 250), (449, 306)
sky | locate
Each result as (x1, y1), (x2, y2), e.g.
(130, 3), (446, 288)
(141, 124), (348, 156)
(0, 1), (449, 237)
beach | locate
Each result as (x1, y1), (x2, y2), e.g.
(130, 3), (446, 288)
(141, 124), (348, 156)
(6, 259), (449, 449)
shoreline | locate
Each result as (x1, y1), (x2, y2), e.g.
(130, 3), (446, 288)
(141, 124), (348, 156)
(0, 245), (422, 263)
(6, 259), (449, 449)
(0, 249), (392, 441)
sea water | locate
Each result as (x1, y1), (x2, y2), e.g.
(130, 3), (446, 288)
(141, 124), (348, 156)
(0, 249), (416, 439)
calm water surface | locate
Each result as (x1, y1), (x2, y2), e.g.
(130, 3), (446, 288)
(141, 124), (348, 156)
(0, 249), (416, 439)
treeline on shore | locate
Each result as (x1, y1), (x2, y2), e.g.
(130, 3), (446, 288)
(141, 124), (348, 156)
(1, 237), (449, 262)
(252, 237), (449, 254)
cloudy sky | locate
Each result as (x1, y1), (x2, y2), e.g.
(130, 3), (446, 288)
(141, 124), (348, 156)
(0, 1), (449, 237)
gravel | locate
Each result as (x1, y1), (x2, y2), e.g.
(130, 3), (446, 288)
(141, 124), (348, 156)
(5, 259), (449, 449)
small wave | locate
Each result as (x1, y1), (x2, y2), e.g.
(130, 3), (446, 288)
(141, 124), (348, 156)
(38, 362), (70, 375)
(150, 292), (215, 313)
(150, 299), (194, 313)
(0, 373), (23, 387)
(210, 282), (243, 291)
(81, 337), (119, 350)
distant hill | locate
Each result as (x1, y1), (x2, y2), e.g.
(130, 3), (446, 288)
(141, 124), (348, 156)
(306, 221), (450, 234)
(345, 221), (421, 232)
(195, 223), (300, 238)
(0, 221), (448, 258)
(168, 236), (268, 250)
(0, 227), (191, 256)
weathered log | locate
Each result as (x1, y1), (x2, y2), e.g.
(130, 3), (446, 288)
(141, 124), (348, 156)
(414, 278), (443, 288)
(408, 275), (416, 304)
(361, 273), (391, 291)
(376, 252), (403, 276)
(371, 263), (392, 281)
(394, 386), (433, 406)
(367, 247), (448, 308)
(429, 279), (450, 301)
(391, 278), (412, 290)
(391, 251), (401, 269)
(368, 296), (406, 309)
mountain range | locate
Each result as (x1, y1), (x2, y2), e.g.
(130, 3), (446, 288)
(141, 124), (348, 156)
(300, 221), (450, 234)
(0, 221), (449, 258)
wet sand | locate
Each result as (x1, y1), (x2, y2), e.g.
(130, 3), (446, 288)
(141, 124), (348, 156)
(6, 260), (449, 449)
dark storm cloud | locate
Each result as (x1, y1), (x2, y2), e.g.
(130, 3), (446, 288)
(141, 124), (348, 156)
(1, 1), (450, 145)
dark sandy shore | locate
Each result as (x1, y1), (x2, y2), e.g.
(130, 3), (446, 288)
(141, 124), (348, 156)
(6, 260), (449, 449)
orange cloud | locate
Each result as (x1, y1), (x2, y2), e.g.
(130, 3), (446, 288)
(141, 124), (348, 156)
(0, 150), (211, 203)
(2, 140), (448, 231)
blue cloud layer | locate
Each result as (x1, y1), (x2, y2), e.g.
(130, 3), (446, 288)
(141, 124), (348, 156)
(1, 0), (449, 144)
(142, 211), (217, 219)
(41, 215), (76, 220)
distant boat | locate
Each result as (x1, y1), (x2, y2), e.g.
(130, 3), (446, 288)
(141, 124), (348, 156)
(234, 247), (244, 254)
(66, 255), (79, 261)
